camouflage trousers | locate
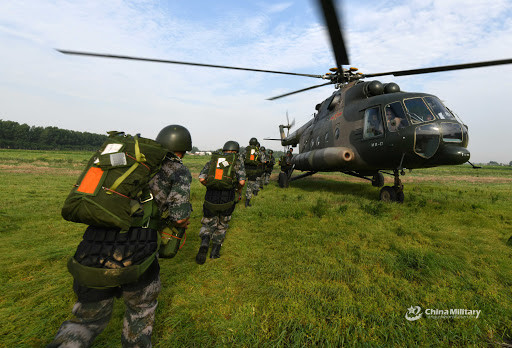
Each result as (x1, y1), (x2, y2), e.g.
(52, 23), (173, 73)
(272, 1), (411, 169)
(263, 172), (272, 185)
(199, 214), (232, 245)
(48, 276), (161, 348)
(258, 175), (265, 188)
(245, 179), (260, 199)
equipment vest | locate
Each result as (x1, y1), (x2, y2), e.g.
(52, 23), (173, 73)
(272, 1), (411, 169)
(244, 145), (260, 166)
(204, 152), (237, 190)
(61, 131), (169, 231)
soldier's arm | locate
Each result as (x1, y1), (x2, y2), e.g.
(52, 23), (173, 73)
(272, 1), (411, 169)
(236, 159), (246, 190)
(150, 160), (192, 228)
(198, 161), (210, 186)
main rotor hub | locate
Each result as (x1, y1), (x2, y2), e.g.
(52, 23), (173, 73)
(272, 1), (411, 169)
(323, 66), (365, 87)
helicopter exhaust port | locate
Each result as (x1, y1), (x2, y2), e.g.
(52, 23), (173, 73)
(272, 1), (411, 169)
(293, 147), (355, 171)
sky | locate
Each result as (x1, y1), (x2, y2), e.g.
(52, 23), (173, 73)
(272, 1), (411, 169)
(1, 0), (511, 163)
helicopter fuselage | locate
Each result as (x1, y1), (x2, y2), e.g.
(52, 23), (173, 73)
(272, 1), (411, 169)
(282, 80), (470, 174)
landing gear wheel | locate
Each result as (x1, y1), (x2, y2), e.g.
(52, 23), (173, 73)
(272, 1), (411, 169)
(278, 171), (289, 188)
(380, 186), (397, 202)
(372, 172), (385, 187)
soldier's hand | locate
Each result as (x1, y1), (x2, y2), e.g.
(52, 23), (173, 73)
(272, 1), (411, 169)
(174, 217), (190, 229)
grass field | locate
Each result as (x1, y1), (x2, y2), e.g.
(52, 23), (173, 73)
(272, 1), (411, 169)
(1, 149), (511, 347)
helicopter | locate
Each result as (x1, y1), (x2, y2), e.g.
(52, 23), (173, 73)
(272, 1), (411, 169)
(56, 0), (512, 202)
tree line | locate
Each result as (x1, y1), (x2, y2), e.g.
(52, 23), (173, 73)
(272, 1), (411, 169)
(0, 119), (107, 151)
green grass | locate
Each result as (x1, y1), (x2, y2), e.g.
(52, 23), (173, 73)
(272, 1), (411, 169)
(1, 149), (511, 347)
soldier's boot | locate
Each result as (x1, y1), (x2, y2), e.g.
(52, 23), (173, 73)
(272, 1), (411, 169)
(195, 236), (210, 265)
(245, 198), (251, 207)
(210, 244), (222, 259)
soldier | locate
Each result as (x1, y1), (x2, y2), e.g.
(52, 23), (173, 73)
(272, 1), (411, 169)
(48, 125), (193, 348)
(280, 147), (294, 172)
(241, 137), (263, 207)
(258, 146), (267, 189)
(264, 149), (275, 185)
(195, 140), (246, 264)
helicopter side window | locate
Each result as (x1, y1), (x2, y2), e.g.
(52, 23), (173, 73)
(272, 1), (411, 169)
(363, 107), (384, 139)
(404, 98), (436, 123)
(385, 102), (408, 132)
(335, 128), (340, 139)
(316, 136), (320, 146)
(424, 96), (456, 120)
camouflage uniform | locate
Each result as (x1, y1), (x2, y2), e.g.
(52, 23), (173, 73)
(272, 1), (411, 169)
(198, 154), (245, 245)
(49, 154), (191, 348)
(241, 148), (265, 200)
(263, 153), (275, 185)
(258, 150), (267, 189)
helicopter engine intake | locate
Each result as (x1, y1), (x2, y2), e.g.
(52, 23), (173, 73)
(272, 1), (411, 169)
(293, 147), (354, 171)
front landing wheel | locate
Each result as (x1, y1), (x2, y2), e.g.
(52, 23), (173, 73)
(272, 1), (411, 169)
(380, 186), (396, 202)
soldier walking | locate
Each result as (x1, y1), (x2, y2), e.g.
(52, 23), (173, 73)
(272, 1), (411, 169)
(263, 149), (275, 185)
(48, 125), (193, 348)
(196, 141), (246, 264)
(241, 137), (264, 207)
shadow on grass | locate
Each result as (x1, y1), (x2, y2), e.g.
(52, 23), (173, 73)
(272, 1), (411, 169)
(288, 175), (379, 201)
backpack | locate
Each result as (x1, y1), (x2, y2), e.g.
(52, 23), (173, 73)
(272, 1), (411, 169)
(61, 131), (168, 231)
(204, 152), (237, 190)
(244, 145), (260, 166)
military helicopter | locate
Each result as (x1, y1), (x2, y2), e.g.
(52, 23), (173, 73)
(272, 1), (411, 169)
(57, 0), (512, 202)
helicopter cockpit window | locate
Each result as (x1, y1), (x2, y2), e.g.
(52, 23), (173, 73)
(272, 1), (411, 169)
(385, 102), (408, 132)
(335, 128), (340, 139)
(404, 98), (436, 123)
(325, 133), (329, 144)
(363, 107), (384, 139)
(424, 96), (456, 120)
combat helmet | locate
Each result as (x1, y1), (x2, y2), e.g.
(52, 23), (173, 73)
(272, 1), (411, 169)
(223, 140), (240, 153)
(249, 137), (258, 146)
(260, 146), (266, 151)
(155, 125), (192, 152)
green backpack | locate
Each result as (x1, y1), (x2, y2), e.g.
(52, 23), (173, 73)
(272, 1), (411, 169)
(244, 145), (260, 166)
(61, 131), (168, 231)
(204, 152), (237, 190)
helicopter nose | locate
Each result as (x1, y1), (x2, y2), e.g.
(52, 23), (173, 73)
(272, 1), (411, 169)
(434, 145), (470, 165)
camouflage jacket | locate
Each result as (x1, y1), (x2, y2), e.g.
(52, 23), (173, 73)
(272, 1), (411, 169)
(149, 153), (192, 223)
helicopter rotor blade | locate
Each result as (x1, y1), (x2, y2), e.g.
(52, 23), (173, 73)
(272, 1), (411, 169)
(316, 0), (350, 67)
(364, 58), (512, 78)
(56, 49), (324, 79)
(267, 82), (333, 100)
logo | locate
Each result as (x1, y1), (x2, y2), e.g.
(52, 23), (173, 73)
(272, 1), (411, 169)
(405, 305), (481, 321)
(405, 306), (423, 321)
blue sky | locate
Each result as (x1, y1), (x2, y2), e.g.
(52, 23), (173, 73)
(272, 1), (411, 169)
(1, 0), (511, 163)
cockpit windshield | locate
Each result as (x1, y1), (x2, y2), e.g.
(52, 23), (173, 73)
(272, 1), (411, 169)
(404, 98), (436, 123)
(424, 96), (456, 120)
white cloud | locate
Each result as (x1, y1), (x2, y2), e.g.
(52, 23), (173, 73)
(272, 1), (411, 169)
(0, 0), (511, 162)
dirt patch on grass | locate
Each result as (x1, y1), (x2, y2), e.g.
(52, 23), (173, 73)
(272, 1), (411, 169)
(311, 173), (512, 184)
(0, 164), (81, 175)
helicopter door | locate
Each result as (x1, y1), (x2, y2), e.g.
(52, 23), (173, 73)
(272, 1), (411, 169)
(360, 107), (388, 166)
